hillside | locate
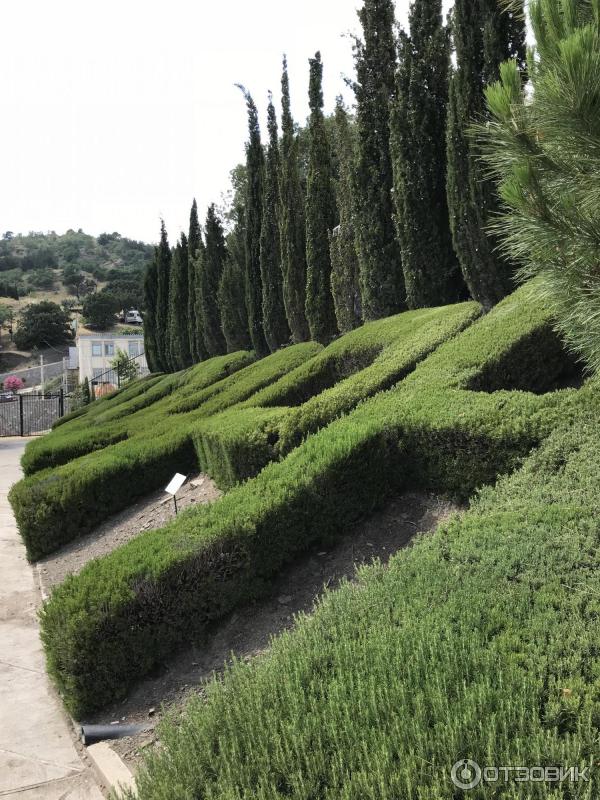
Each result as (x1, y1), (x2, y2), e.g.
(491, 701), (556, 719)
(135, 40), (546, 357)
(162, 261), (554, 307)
(0, 229), (152, 309)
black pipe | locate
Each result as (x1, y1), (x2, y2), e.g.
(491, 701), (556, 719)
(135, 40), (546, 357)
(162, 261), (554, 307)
(81, 723), (147, 745)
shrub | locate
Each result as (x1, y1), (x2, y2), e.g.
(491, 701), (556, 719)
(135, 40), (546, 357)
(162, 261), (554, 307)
(126, 389), (600, 799)
(12, 430), (196, 561)
(3, 375), (24, 392)
(37, 284), (581, 716)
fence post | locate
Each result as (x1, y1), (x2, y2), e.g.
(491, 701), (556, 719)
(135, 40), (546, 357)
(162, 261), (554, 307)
(19, 394), (24, 437)
(59, 388), (64, 418)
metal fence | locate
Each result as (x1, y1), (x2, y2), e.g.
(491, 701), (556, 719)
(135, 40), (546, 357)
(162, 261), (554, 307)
(91, 351), (149, 392)
(0, 390), (72, 437)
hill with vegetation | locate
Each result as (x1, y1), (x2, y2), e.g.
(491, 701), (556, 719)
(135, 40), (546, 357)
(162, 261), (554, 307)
(0, 229), (152, 308)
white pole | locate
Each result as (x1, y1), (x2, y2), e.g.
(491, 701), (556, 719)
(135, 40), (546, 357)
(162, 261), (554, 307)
(40, 354), (44, 389)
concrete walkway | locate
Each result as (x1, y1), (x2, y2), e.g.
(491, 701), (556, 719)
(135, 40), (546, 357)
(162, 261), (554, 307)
(0, 438), (103, 799)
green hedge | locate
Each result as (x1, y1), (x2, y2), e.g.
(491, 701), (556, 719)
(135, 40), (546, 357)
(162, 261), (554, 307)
(245, 303), (479, 411)
(192, 291), (571, 490)
(24, 352), (256, 476)
(192, 303), (480, 485)
(11, 346), (319, 558)
(38, 284), (581, 716)
(192, 407), (288, 489)
(127, 387), (600, 799)
(167, 343), (321, 415)
(11, 430), (196, 561)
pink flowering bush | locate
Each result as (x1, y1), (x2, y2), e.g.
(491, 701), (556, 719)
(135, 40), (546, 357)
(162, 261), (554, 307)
(3, 375), (24, 393)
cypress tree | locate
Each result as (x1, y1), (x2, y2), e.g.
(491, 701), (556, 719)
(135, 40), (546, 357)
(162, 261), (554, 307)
(219, 176), (252, 353)
(279, 56), (310, 343)
(200, 204), (227, 356)
(218, 256), (252, 353)
(391, 1), (464, 309)
(167, 233), (192, 371)
(260, 94), (290, 352)
(188, 199), (208, 362)
(237, 85), (269, 357)
(329, 98), (361, 333)
(446, 0), (526, 309)
(155, 220), (171, 371)
(142, 251), (160, 372)
(305, 52), (338, 344)
(353, 0), (404, 320)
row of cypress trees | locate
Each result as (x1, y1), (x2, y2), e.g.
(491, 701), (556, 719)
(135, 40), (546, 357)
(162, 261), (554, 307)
(145, 0), (526, 373)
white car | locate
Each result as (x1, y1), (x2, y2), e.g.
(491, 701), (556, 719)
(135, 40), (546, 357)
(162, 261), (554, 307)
(124, 309), (143, 325)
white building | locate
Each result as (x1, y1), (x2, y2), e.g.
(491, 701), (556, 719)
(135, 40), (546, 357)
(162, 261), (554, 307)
(75, 331), (149, 387)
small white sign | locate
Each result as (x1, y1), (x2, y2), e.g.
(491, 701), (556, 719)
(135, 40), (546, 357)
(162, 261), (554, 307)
(165, 473), (187, 495)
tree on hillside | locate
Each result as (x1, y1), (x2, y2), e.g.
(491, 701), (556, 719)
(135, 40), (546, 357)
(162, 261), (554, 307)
(305, 52), (338, 344)
(155, 220), (172, 370)
(143, 252), (160, 372)
(188, 199), (208, 362)
(238, 85), (268, 357)
(279, 56), (310, 343)
(0, 304), (15, 342)
(446, 0), (526, 309)
(104, 277), (144, 312)
(218, 257), (252, 353)
(329, 98), (361, 334)
(481, 0), (600, 371)
(82, 291), (119, 329)
(167, 234), (192, 371)
(391, 1), (465, 309)
(353, 0), (404, 320)
(219, 173), (252, 353)
(14, 301), (72, 350)
(260, 94), (290, 352)
(200, 205), (227, 357)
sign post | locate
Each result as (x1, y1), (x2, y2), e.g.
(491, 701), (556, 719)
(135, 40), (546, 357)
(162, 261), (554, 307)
(165, 473), (187, 515)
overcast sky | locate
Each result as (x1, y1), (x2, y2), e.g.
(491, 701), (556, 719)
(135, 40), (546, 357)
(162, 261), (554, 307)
(1, 1), (451, 244)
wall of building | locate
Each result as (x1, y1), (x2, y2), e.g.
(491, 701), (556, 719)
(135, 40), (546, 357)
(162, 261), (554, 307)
(77, 334), (148, 385)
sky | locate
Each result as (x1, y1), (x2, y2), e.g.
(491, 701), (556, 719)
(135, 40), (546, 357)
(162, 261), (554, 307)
(1, 0), (451, 245)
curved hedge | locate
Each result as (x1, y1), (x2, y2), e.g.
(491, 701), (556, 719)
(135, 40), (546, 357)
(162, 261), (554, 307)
(10, 345), (319, 559)
(38, 284), (582, 716)
(127, 387), (600, 799)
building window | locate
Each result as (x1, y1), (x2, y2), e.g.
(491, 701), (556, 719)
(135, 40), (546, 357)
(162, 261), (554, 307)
(128, 341), (140, 357)
(104, 342), (115, 356)
(92, 368), (104, 378)
(91, 342), (102, 357)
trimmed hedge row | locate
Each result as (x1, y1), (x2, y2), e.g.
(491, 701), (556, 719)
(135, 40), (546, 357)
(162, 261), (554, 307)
(11, 346), (319, 558)
(192, 407), (287, 489)
(127, 388), (600, 799)
(192, 288), (573, 490)
(38, 284), (581, 716)
(244, 302), (480, 410)
(167, 342), (322, 415)
(192, 303), (480, 485)
(24, 352), (256, 476)
(11, 430), (197, 561)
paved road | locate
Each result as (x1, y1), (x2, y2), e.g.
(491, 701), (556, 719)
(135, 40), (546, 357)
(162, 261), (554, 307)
(0, 439), (103, 799)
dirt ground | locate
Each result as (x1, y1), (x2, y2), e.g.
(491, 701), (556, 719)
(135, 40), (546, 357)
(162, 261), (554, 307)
(37, 474), (221, 591)
(73, 490), (460, 770)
